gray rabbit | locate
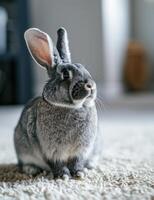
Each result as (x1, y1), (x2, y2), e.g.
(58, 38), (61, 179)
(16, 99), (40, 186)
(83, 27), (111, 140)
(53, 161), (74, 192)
(14, 27), (98, 178)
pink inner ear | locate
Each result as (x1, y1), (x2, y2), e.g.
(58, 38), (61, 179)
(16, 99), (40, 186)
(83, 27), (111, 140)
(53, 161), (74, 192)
(29, 34), (53, 67)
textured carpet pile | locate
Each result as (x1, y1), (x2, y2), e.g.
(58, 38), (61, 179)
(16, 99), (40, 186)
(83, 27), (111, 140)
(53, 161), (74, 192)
(0, 111), (154, 199)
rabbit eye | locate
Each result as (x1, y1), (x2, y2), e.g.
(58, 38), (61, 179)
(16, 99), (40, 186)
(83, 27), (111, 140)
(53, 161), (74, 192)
(61, 69), (72, 80)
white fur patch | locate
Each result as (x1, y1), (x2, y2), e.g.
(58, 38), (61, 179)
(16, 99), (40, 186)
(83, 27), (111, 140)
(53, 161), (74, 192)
(45, 98), (95, 109)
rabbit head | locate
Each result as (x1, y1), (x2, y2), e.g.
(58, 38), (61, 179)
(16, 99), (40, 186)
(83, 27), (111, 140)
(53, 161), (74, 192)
(24, 28), (96, 108)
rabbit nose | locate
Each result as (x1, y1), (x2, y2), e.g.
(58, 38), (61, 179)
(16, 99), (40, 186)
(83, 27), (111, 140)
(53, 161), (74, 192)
(84, 81), (96, 91)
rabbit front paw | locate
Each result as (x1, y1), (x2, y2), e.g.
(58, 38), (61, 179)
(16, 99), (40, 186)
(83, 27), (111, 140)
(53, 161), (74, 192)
(54, 166), (71, 179)
(53, 167), (71, 179)
(67, 157), (85, 178)
(49, 161), (71, 179)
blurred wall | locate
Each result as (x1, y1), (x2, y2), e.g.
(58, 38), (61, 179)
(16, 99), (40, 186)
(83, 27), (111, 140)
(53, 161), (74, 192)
(132, 0), (154, 90)
(29, 0), (103, 95)
(102, 0), (130, 96)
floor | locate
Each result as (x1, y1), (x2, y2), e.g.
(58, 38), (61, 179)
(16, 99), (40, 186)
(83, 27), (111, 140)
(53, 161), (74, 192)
(0, 98), (154, 199)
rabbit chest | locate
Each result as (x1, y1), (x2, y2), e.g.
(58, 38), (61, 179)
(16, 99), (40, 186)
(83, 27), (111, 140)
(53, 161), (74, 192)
(36, 100), (97, 161)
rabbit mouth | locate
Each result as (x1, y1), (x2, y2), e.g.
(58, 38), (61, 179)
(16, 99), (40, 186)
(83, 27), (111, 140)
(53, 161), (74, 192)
(71, 81), (96, 106)
(72, 93), (96, 107)
(71, 81), (89, 100)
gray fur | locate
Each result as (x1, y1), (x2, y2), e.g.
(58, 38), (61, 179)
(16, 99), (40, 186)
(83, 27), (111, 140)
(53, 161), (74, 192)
(14, 28), (98, 178)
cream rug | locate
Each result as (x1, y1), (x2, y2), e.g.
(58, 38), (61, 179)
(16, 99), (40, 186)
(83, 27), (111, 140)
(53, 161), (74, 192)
(0, 107), (154, 200)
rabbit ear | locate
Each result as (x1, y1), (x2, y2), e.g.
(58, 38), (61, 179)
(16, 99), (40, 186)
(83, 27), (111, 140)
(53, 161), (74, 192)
(24, 28), (55, 69)
(56, 27), (71, 63)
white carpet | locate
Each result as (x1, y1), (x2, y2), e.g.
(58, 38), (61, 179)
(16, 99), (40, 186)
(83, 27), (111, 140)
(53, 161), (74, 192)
(0, 106), (154, 200)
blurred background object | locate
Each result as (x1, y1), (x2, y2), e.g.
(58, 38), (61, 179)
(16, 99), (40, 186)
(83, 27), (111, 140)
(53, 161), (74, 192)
(0, 0), (32, 105)
(123, 41), (149, 92)
(0, 7), (8, 54)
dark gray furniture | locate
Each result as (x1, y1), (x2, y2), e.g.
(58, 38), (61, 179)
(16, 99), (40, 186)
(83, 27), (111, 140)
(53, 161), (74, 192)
(0, 0), (32, 104)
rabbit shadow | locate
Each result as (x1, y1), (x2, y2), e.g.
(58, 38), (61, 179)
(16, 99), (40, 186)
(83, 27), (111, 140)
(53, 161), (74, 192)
(0, 164), (49, 183)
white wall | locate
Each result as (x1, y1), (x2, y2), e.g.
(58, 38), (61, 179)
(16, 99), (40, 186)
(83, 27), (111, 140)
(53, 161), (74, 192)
(102, 0), (130, 97)
(29, 0), (103, 95)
